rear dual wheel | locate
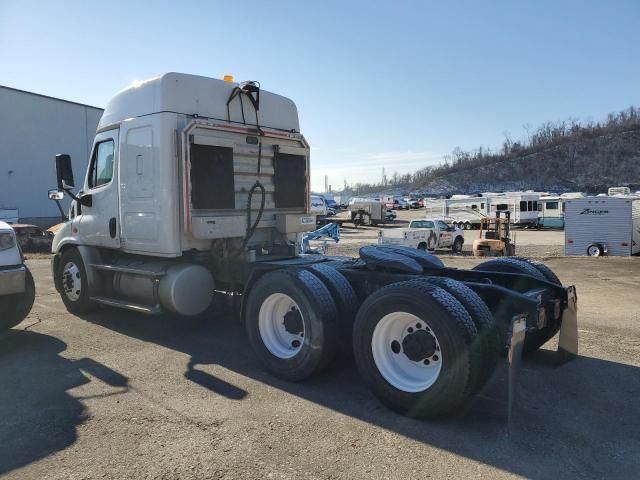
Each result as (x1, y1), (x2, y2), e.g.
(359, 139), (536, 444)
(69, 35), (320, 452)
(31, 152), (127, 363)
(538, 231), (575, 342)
(472, 257), (562, 352)
(245, 269), (341, 381)
(353, 281), (484, 417)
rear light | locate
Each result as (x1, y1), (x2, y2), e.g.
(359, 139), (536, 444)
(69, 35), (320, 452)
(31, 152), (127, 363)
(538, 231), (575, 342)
(621, 243), (629, 246)
(567, 239), (574, 244)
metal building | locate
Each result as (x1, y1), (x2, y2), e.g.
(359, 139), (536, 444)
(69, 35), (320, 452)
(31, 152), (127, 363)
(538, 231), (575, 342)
(0, 85), (103, 225)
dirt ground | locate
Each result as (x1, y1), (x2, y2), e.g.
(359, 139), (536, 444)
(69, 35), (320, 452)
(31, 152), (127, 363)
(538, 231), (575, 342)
(1, 254), (639, 479)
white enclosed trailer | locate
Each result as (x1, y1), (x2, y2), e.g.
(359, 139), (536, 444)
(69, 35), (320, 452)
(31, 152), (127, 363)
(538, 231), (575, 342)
(564, 196), (640, 256)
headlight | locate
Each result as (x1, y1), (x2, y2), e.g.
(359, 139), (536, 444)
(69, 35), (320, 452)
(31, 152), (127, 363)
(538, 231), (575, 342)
(0, 231), (16, 251)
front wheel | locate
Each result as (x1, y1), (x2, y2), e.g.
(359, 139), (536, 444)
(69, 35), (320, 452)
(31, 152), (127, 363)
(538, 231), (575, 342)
(0, 268), (35, 331)
(57, 248), (96, 314)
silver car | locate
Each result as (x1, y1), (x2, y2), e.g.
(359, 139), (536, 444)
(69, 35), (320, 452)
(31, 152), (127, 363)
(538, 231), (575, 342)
(0, 221), (35, 331)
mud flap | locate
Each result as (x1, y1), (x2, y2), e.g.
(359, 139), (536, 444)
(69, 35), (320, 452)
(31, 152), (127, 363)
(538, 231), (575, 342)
(507, 315), (526, 424)
(557, 285), (578, 365)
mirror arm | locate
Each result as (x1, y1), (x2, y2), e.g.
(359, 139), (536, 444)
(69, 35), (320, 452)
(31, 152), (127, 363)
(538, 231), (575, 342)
(63, 188), (80, 203)
(54, 199), (68, 222)
(60, 180), (81, 203)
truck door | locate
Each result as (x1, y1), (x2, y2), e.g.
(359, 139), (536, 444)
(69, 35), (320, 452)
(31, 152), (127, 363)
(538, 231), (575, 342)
(77, 129), (120, 249)
(436, 220), (452, 246)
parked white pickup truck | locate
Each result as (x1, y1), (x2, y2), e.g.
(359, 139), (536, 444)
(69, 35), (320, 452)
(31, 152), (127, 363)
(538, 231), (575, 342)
(0, 221), (35, 330)
(378, 218), (465, 253)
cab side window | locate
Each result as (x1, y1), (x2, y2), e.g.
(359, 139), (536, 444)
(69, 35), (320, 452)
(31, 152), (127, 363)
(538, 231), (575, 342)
(88, 140), (115, 188)
(437, 220), (448, 230)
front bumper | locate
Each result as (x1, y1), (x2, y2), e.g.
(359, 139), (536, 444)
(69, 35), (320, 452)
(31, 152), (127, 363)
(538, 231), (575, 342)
(0, 265), (26, 295)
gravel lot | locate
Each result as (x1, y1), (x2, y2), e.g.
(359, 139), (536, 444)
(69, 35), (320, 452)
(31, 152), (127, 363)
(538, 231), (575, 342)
(326, 208), (565, 258)
(1, 255), (639, 479)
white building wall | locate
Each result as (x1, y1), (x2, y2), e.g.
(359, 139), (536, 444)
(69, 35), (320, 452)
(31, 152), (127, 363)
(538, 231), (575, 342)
(0, 86), (102, 224)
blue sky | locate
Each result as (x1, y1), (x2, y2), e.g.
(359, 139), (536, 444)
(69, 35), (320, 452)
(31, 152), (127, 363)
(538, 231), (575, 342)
(1, 0), (637, 191)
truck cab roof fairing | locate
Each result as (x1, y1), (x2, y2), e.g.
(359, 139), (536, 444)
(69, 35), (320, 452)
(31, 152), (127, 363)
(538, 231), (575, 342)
(98, 73), (300, 132)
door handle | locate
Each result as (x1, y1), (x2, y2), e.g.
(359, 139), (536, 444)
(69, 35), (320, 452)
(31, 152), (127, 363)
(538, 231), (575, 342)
(109, 217), (117, 238)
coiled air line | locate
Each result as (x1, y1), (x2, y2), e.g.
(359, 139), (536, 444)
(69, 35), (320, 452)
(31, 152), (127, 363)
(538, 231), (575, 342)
(226, 81), (267, 257)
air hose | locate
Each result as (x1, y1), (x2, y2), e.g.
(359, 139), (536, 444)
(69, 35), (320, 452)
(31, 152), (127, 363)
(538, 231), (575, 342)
(226, 81), (266, 258)
(241, 180), (266, 251)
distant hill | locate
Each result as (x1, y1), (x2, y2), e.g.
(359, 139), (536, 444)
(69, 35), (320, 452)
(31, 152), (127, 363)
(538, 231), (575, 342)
(345, 106), (640, 196)
(421, 129), (640, 195)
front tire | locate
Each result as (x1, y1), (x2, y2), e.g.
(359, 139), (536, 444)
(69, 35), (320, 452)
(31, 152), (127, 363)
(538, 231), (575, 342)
(353, 281), (480, 417)
(57, 248), (96, 314)
(0, 268), (35, 331)
(245, 269), (340, 381)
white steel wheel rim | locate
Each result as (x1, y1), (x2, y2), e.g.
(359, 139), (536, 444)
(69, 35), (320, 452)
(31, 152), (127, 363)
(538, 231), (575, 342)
(258, 293), (305, 359)
(62, 261), (82, 302)
(371, 312), (442, 393)
(587, 245), (601, 256)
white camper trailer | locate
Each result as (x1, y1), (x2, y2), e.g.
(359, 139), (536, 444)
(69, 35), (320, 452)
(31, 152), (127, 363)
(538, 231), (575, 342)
(442, 192), (540, 229)
(538, 193), (583, 229)
(564, 196), (640, 256)
(538, 196), (564, 228)
(486, 192), (540, 227)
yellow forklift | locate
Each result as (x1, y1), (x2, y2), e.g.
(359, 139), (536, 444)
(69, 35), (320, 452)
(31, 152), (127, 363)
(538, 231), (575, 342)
(473, 211), (516, 256)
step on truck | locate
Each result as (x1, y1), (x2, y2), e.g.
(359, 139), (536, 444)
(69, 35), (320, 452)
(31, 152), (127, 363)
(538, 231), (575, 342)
(48, 73), (578, 417)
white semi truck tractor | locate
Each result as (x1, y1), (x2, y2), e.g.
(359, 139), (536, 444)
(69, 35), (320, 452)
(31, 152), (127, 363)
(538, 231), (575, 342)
(48, 73), (578, 417)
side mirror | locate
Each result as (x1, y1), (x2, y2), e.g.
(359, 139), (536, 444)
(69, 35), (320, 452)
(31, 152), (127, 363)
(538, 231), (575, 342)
(55, 154), (75, 190)
(48, 189), (64, 200)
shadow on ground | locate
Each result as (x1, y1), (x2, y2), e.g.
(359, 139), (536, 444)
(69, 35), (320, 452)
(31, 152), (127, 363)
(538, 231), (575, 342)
(77, 308), (640, 479)
(0, 330), (128, 475)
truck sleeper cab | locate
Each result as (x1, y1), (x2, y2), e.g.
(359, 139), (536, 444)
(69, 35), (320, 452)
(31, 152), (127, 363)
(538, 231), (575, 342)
(49, 73), (578, 419)
(51, 73), (314, 316)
